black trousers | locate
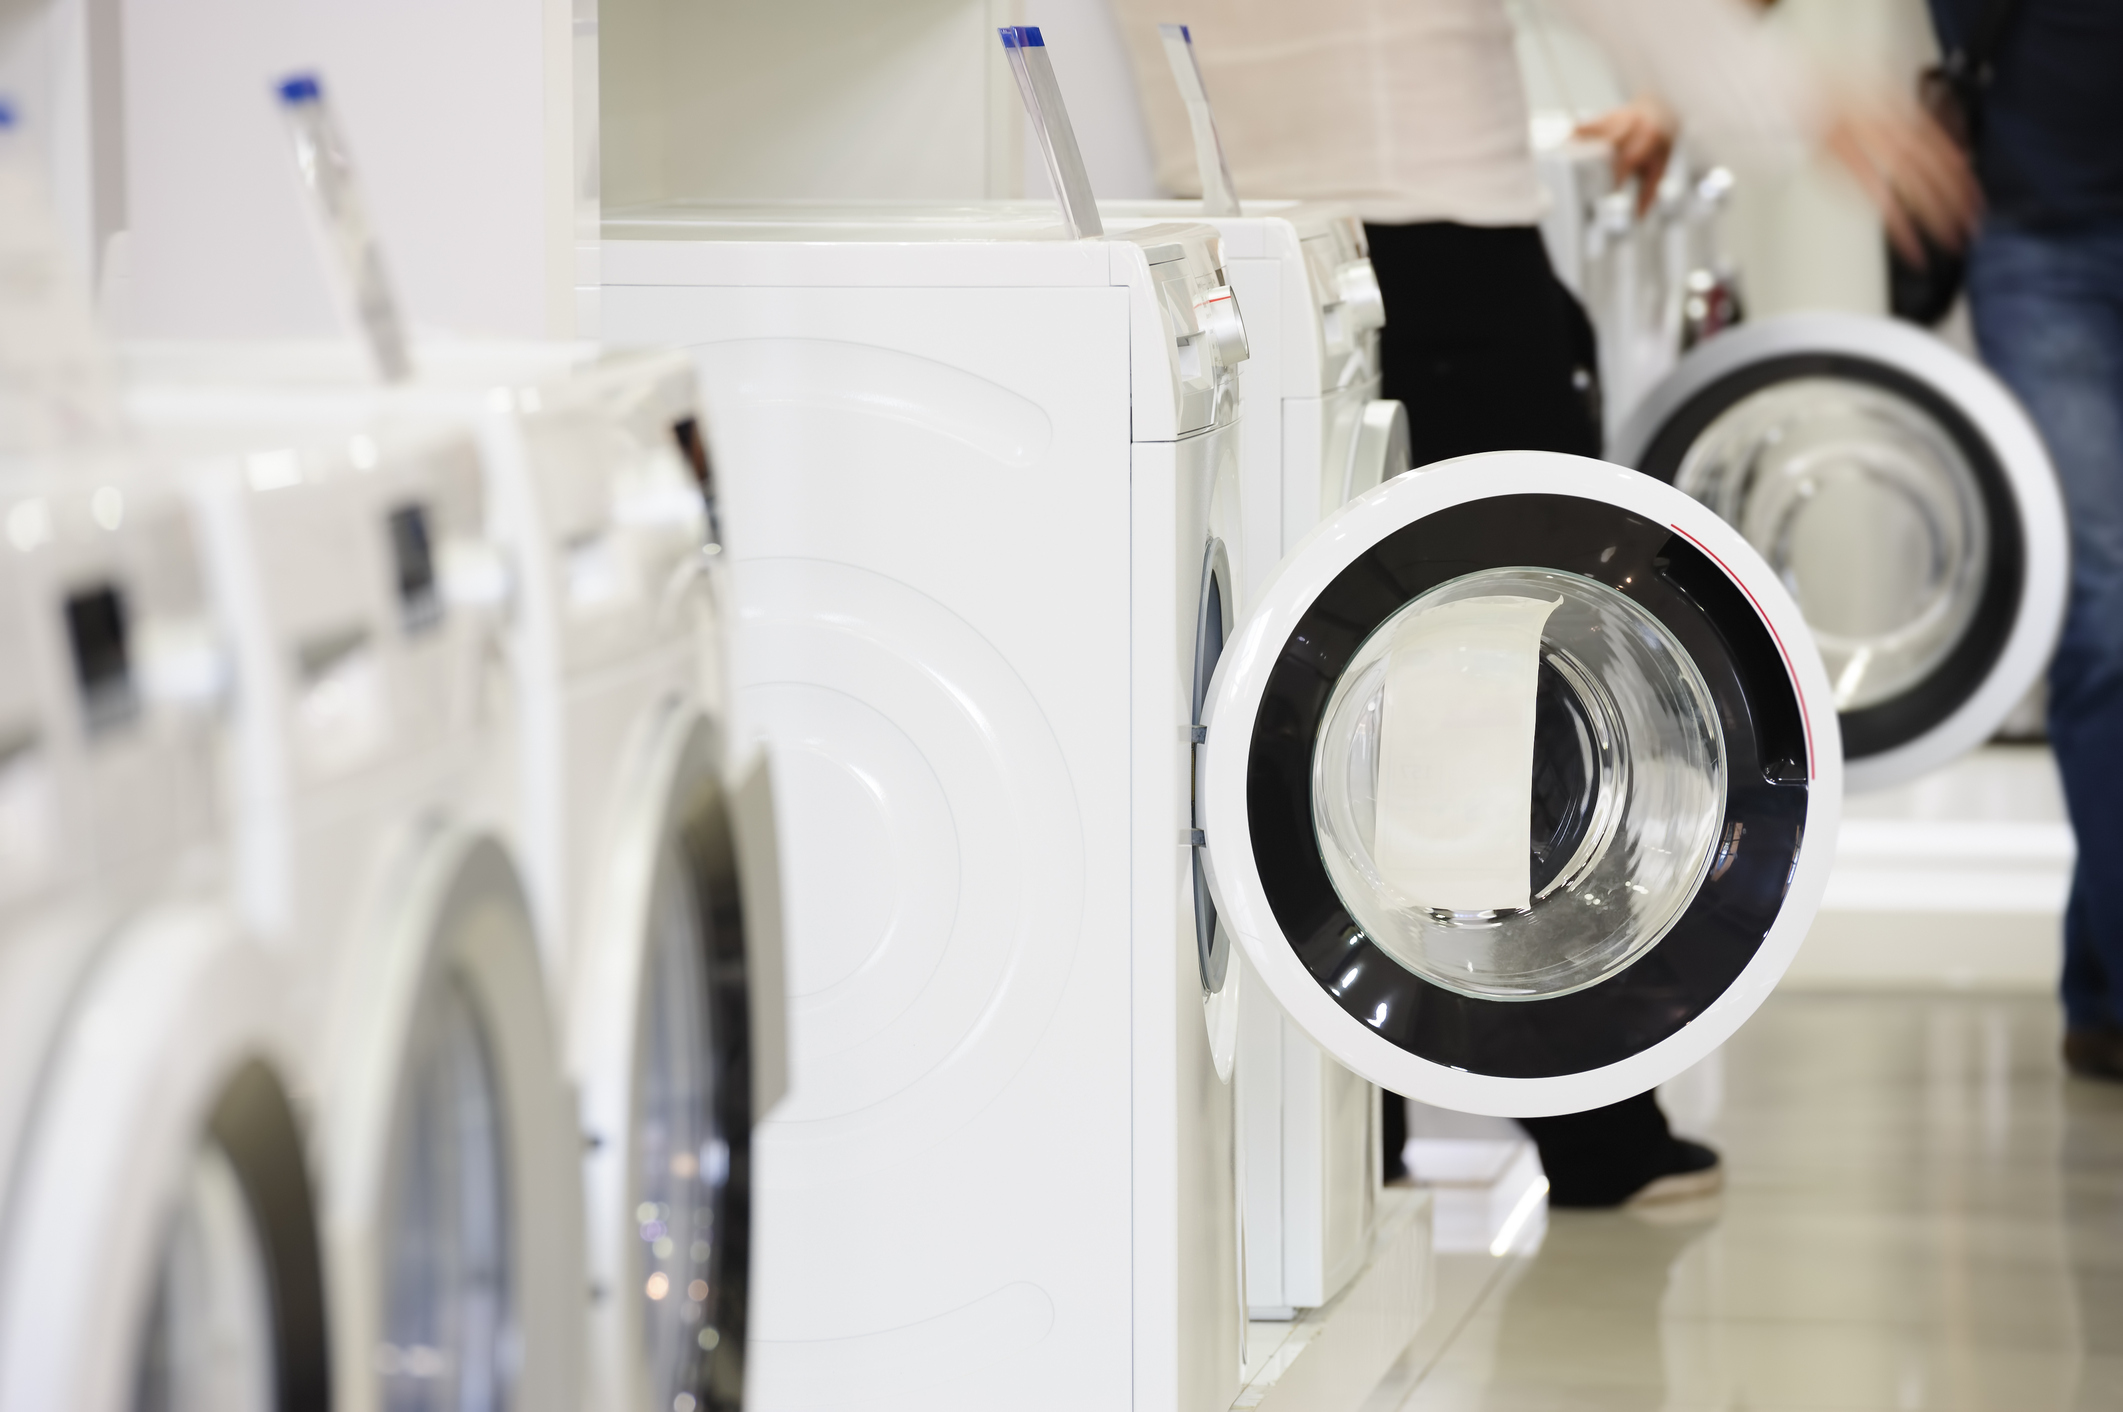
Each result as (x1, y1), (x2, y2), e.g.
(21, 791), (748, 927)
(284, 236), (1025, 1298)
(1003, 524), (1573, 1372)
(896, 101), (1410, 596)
(1367, 221), (1604, 464)
(1366, 221), (1679, 1208)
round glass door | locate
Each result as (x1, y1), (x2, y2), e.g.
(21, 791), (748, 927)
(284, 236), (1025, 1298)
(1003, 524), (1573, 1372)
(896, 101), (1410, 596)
(634, 838), (724, 1412)
(1670, 378), (1988, 714)
(380, 974), (513, 1412)
(133, 1061), (330, 1412)
(1200, 454), (1839, 1115)
(134, 1142), (275, 1412)
(1311, 568), (1726, 1001)
(1618, 315), (2066, 786)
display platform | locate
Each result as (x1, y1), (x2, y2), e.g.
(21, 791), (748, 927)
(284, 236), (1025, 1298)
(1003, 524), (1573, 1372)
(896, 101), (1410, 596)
(1233, 1188), (1434, 1412)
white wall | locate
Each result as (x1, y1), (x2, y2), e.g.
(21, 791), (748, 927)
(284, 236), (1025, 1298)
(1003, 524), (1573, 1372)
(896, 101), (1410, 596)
(602, 0), (1025, 208)
(1018, 0), (1159, 202)
(115, 0), (574, 342)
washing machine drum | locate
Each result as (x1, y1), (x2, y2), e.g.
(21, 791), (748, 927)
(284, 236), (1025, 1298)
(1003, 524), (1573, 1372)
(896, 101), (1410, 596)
(1615, 313), (2067, 791)
(1199, 452), (1841, 1117)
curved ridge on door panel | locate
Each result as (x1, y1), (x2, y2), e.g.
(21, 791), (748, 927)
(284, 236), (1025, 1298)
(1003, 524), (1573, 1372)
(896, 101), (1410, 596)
(691, 338), (1056, 470)
(735, 560), (1084, 1183)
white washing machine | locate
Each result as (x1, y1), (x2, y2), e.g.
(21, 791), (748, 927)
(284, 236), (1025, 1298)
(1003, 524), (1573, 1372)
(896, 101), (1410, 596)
(1104, 32), (1410, 1325)
(603, 205), (1841, 1410)
(607, 207), (1252, 1411)
(1091, 198), (1403, 1319)
(0, 469), (340, 1412)
(107, 407), (587, 1412)
(1539, 142), (1740, 436)
(1614, 313), (2069, 790)
(123, 340), (792, 1412)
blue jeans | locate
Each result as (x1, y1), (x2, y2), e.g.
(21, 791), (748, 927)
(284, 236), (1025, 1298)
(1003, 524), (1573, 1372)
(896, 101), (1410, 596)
(1969, 220), (2123, 1030)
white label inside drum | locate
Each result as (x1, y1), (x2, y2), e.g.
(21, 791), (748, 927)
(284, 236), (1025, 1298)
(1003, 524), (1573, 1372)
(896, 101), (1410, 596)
(1373, 595), (1558, 914)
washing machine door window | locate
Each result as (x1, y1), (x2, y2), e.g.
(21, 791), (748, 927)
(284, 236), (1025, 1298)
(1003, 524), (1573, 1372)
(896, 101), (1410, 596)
(1201, 453), (1839, 1117)
(635, 834), (722, 1411)
(134, 1062), (330, 1412)
(1191, 540), (1234, 996)
(136, 1141), (276, 1412)
(380, 973), (512, 1412)
(1618, 315), (2067, 789)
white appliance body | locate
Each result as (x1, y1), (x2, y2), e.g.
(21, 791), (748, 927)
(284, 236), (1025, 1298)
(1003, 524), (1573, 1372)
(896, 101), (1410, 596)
(605, 209), (1253, 1412)
(1096, 200), (1400, 1318)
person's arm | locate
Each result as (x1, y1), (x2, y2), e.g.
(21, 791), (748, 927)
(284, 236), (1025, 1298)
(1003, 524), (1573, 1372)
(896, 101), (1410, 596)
(1553, 0), (1977, 258)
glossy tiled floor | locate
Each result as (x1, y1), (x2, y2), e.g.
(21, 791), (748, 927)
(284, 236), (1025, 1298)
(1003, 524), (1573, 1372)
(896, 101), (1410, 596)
(1368, 993), (2123, 1412)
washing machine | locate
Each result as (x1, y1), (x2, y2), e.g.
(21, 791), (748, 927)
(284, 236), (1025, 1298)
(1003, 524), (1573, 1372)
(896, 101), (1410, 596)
(123, 340), (791, 1412)
(0, 472), (334, 1412)
(1613, 313), (2068, 790)
(1538, 141), (1737, 436)
(106, 404), (587, 1412)
(1105, 31), (1410, 1324)
(1088, 198), (1403, 1319)
(606, 207), (1253, 1411)
(602, 201), (1840, 1410)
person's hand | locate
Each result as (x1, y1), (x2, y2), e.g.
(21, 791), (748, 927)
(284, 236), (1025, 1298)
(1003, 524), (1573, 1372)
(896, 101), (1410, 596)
(1575, 98), (1677, 216)
(1823, 96), (1980, 263)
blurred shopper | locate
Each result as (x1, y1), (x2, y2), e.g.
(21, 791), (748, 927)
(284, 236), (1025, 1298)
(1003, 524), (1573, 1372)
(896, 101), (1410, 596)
(1117, 0), (1976, 1205)
(1926, 0), (2123, 1080)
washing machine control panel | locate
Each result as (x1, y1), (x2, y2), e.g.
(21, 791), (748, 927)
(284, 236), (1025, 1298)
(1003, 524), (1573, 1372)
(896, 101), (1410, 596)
(1125, 223), (1249, 438)
(1299, 216), (1386, 394)
(0, 479), (217, 912)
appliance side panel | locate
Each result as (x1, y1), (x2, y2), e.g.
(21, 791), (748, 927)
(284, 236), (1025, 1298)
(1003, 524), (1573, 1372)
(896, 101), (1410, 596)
(634, 278), (1136, 1409)
(1280, 395), (1325, 556)
(1131, 435), (1185, 1411)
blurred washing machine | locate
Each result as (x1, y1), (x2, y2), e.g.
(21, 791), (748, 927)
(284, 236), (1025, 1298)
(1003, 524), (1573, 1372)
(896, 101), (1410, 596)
(124, 340), (791, 1412)
(0, 109), (332, 1412)
(1614, 313), (2068, 790)
(114, 406), (586, 1412)
(1538, 139), (1740, 436)
(0, 475), (332, 1412)
(602, 200), (1842, 1410)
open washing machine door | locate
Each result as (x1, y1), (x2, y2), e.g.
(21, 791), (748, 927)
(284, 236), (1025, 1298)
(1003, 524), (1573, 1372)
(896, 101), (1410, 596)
(0, 910), (328, 1412)
(1614, 314), (2067, 791)
(572, 709), (786, 1412)
(1199, 452), (1841, 1117)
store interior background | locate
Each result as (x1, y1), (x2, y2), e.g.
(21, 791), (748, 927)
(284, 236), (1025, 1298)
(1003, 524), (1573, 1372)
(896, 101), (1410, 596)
(3, 0), (2106, 1405)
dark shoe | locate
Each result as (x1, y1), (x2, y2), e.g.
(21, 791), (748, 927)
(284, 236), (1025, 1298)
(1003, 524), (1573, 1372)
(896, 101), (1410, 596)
(1624, 1139), (1724, 1207)
(2064, 1027), (2123, 1080)
(1524, 1092), (1717, 1208)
